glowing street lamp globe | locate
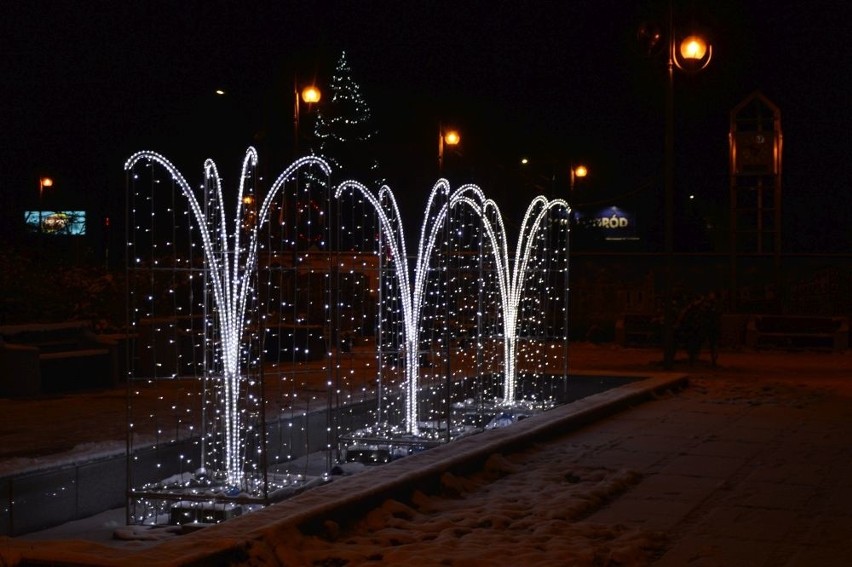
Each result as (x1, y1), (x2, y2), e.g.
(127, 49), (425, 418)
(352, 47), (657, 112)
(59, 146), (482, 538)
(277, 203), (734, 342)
(680, 35), (708, 61)
(444, 130), (460, 146)
(674, 33), (712, 72)
(301, 85), (321, 104)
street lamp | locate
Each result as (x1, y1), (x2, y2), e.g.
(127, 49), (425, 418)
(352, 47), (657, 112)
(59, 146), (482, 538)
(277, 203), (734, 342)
(679, 36), (710, 63)
(38, 177), (54, 234)
(567, 164), (588, 232)
(569, 164), (588, 194)
(301, 86), (321, 105)
(438, 125), (460, 174)
(293, 80), (321, 158)
(661, 3), (712, 369)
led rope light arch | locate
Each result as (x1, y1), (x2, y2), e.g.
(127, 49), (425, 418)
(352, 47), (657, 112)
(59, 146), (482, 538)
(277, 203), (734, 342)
(337, 179), (464, 435)
(336, 179), (569, 431)
(449, 189), (569, 405)
(125, 148), (330, 489)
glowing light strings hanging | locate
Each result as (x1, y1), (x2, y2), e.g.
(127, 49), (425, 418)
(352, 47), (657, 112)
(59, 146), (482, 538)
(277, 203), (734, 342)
(335, 179), (569, 433)
(125, 148), (330, 488)
(441, 189), (569, 405)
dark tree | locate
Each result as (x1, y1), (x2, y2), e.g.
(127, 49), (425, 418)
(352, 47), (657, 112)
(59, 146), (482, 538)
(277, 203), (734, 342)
(312, 51), (384, 188)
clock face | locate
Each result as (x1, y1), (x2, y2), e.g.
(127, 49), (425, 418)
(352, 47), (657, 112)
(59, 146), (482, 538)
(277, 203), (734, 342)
(736, 132), (773, 173)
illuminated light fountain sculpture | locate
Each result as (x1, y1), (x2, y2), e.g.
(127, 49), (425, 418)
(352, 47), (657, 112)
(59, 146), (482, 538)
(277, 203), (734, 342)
(335, 179), (570, 462)
(125, 148), (333, 525)
(124, 142), (570, 521)
(334, 180), (462, 460)
(451, 189), (570, 411)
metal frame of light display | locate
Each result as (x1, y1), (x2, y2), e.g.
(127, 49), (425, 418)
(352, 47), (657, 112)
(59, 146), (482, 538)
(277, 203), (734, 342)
(125, 147), (570, 526)
(125, 148), (336, 526)
(335, 180), (570, 463)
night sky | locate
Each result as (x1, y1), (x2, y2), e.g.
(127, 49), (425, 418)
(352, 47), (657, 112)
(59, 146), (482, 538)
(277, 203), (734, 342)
(2, 0), (850, 251)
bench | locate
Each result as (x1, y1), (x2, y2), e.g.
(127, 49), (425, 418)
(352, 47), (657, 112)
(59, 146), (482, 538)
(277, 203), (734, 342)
(745, 315), (849, 352)
(615, 314), (661, 347)
(0, 321), (118, 396)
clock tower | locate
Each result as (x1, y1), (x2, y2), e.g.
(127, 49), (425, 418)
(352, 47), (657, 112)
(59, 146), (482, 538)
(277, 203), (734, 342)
(729, 91), (782, 309)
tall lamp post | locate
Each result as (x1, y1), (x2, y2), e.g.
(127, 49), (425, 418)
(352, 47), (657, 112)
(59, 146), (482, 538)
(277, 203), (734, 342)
(660, 3), (712, 369)
(38, 177), (53, 234)
(293, 80), (321, 158)
(438, 125), (460, 174)
(567, 163), (587, 375)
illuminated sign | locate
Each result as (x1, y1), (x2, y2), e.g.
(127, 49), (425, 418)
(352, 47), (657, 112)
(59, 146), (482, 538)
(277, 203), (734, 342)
(24, 211), (87, 235)
(575, 206), (639, 241)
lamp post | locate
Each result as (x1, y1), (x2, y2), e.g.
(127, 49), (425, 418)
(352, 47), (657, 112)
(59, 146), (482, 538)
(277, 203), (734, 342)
(38, 176), (53, 234)
(438, 125), (460, 174)
(293, 80), (321, 158)
(568, 164), (588, 229)
(569, 164), (588, 194)
(660, 2), (711, 369)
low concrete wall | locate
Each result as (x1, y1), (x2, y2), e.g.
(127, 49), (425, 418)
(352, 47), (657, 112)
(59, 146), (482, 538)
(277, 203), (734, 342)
(0, 401), (350, 537)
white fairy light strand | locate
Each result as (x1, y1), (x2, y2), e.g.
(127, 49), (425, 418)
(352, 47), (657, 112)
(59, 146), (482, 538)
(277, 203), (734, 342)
(440, 188), (569, 405)
(125, 148), (330, 488)
(336, 179), (569, 431)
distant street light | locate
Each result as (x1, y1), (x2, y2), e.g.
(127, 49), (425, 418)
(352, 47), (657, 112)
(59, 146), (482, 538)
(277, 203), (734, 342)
(438, 125), (461, 174)
(570, 164), (588, 194)
(660, 1), (712, 369)
(38, 177), (54, 234)
(301, 85), (321, 105)
(294, 80), (322, 157)
(568, 164), (588, 230)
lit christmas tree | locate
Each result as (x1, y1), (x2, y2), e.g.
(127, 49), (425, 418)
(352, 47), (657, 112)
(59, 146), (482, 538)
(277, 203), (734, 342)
(312, 51), (384, 188)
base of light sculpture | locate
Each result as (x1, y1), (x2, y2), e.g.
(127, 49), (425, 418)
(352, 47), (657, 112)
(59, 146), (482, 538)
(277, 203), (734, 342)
(338, 373), (573, 465)
(338, 421), (479, 465)
(169, 501), (243, 526)
(129, 470), (329, 526)
(455, 398), (554, 431)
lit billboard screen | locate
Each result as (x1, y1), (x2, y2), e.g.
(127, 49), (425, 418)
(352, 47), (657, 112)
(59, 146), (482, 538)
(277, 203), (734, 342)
(574, 206), (639, 242)
(24, 211), (87, 235)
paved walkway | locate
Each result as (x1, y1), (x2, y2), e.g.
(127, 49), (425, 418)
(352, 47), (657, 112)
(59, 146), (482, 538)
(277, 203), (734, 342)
(578, 370), (852, 565)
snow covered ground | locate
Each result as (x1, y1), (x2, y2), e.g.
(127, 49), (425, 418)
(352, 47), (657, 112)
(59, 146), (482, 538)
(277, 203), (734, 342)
(229, 359), (852, 567)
